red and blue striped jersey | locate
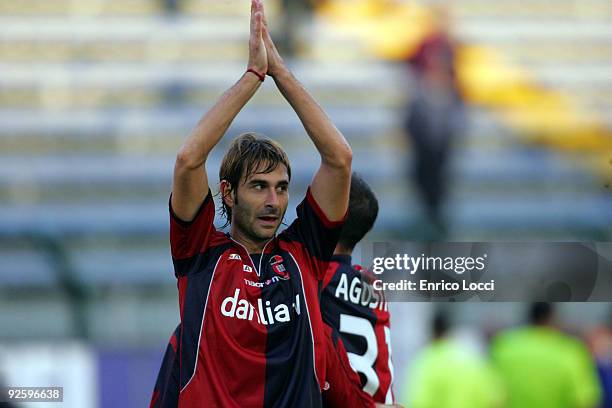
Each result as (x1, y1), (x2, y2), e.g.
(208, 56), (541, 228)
(150, 325), (180, 408)
(321, 255), (395, 404)
(150, 322), (374, 408)
(169, 188), (346, 407)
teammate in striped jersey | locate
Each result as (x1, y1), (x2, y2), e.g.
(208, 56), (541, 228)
(321, 173), (396, 404)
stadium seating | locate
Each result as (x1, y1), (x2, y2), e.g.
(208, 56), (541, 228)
(0, 0), (610, 341)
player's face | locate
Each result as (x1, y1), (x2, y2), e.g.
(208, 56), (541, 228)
(232, 164), (289, 243)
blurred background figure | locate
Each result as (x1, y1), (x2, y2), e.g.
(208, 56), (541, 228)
(586, 307), (612, 408)
(276, 0), (323, 57)
(403, 4), (465, 239)
(159, 0), (181, 15)
(403, 309), (503, 408)
(490, 303), (601, 408)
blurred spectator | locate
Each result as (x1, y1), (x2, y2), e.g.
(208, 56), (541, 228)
(586, 307), (612, 408)
(403, 5), (465, 238)
(276, 0), (324, 56)
(159, 0), (180, 14)
(491, 303), (601, 408)
(403, 310), (503, 408)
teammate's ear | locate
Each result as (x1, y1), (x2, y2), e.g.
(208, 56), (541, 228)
(220, 180), (235, 208)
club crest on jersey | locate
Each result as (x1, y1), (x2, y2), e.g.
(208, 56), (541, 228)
(243, 264), (253, 273)
(228, 253), (241, 261)
(269, 255), (289, 280)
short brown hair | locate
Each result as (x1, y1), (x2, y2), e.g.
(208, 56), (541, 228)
(338, 172), (378, 250)
(219, 133), (291, 225)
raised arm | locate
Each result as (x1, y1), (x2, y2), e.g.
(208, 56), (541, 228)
(261, 8), (352, 222)
(171, 0), (268, 222)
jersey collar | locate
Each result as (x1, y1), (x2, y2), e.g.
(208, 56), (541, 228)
(331, 254), (352, 265)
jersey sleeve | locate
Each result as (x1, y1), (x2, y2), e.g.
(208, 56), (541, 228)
(169, 190), (216, 262)
(283, 187), (346, 280)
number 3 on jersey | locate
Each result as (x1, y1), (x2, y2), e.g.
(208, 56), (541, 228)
(339, 314), (394, 403)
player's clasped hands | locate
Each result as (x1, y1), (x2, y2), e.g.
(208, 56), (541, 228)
(248, 0), (267, 77)
(248, 0), (287, 79)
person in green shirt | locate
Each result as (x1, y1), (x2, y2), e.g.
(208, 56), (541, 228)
(491, 302), (602, 408)
(403, 311), (504, 408)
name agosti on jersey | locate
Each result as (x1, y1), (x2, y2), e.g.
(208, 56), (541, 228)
(170, 187), (347, 407)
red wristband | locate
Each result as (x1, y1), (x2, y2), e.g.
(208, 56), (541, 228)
(246, 68), (266, 82)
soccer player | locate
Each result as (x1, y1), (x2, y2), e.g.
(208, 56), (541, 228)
(404, 311), (503, 408)
(167, 0), (354, 405)
(491, 303), (601, 408)
(320, 173), (395, 404)
(150, 176), (402, 408)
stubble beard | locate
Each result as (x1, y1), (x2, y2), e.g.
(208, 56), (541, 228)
(232, 202), (282, 244)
